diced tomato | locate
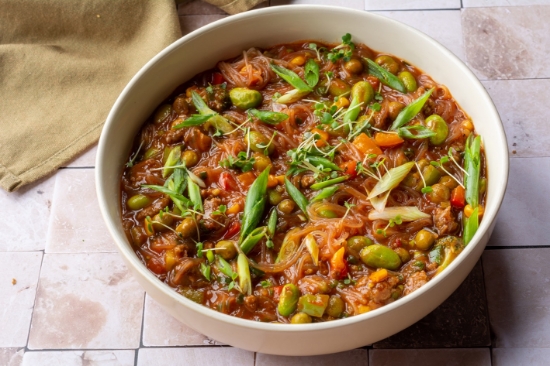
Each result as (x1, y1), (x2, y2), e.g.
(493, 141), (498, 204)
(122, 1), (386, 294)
(451, 186), (466, 209)
(273, 285), (283, 301)
(223, 221), (241, 239)
(340, 160), (358, 178)
(219, 171), (238, 191)
(330, 247), (348, 280)
(366, 75), (380, 90)
(212, 72), (225, 85)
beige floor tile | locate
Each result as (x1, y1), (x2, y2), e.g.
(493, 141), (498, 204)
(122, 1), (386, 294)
(462, 6), (550, 80)
(369, 348), (491, 365)
(46, 169), (116, 253)
(0, 348), (24, 366)
(256, 349), (368, 365)
(22, 350), (134, 366)
(64, 144), (97, 168)
(488, 157), (550, 247)
(483, 248), (550, 347)
(366, 0), (460, 10)
(136, 347), (254, 366)
(271, 0), (364, 9)
(0, 174), (55, 251)
(375, 10), (465, 62)
(464, 0), (550, 6)
(0, 252), (43, 347)
(179, 15), (227, 36)
(492, 348), (550, 366)
(482, 79), (550, 158)
(27, 253), (145, 350)
(142, 295), (222, 346)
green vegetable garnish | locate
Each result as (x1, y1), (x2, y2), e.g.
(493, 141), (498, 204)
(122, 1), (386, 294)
(248, 109), (289, 125)
(270, 64), (312, 92)
(284, 178), (309, 219)
(187, 176), (203, 212)
(237, 253), (252, 295)
(191, 91), (233, 133)
(241, 226), (267, 254)
(304, 58), (320, 88)
(365, 58), (406, 93)
(390, 88), (434, 130)
(239, 168), (270, 245)
(267, 209), (278, 237)
(310, 176), (348, 190)
(311, 186), (339, 202)
(173, 114), (215, 129)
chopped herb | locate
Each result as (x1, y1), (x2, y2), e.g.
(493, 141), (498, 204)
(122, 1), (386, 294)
(220, 151), (256, 172)
(126, 141), (144, 168)
(371, 102), (381, 112)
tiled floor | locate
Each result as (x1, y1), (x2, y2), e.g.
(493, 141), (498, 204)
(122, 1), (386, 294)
(3, 1), (550, 365)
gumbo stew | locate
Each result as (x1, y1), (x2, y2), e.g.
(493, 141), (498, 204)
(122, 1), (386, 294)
(120, 34), (486, 323)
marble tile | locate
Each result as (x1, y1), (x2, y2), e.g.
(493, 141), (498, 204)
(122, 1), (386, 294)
(272, 0), (364, 9)
(179, 15), (227, 36)
(369, 348), (491, 366)
(0, 348), (24, 366)
(374, 260), (490, 348)
(64, 144), (97, 168)
(256, 349), (368, 366)
(22, 350), (135, 366)
(143, 295), (222, 346)
(366, 0), (460, 10)
(463, 0), (550, 6)
(0, 174), (55, 251)
(483, 248), (550, 347)
(488, 157), (550, 247)
(492, 348), (550, 366)
(0, 252), (43, 347)
(27, 253), (145, 350)
(136, 347), (254, 366)
(482, 79), (550, 158)
(375, 10), (465, 62)
(45, 169), (116, 253)
(462, 6), (550, 80)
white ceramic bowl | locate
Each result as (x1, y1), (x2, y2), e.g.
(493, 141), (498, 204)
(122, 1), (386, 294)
(96, 5), (508, 356)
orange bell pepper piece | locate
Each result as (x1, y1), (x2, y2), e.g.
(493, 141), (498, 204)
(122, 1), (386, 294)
(330, 247), (348, 280)
(353, 133), (383, 155)
(374, 132), (404, 147)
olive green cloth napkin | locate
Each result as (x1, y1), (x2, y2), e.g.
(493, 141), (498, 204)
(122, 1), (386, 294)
(202, 0), (265, 14)
(0, 0), (181, 192)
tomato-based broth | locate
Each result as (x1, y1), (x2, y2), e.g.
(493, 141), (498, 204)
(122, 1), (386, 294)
(120, 34), (486, 323)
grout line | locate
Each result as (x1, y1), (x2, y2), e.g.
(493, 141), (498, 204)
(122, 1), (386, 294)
(369, 8), (461, 12)
(59, 166), (95, 170)
(24, 250), (46, 353)
(135, 348), (139, 366)
(139, 292), (146, 349)
(485, 245), (550, 250)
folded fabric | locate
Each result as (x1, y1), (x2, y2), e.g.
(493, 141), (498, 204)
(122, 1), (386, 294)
(0, 0), (181, 192)
(203, 0), (266, 14)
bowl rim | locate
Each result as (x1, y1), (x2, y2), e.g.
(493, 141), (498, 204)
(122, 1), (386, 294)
(96, 4), (509, 333)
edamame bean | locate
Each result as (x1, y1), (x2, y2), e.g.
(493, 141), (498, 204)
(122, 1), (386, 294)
(268, 190), (283, 206)
(422, 165), (441, 186)
(427, 183), (450, 203)
(253, 153), (272, 172)
(245, 130), (274, 154)
(375, 55), (399, 74)
(415, 229), (436, 250)
(394, 247), (411, 263)
(278, 283), (300, 316)
(328, 79), (351, 97)
(325, 295), (345, 318)
(152, 212), (174, 232)
(127, 194), (151, 210)
(398, 71), (417, 92)
(344, 58), (363, 74)
(278, 199), (295, 214)
(425, 115), (449, 145)
(154, 104), (172, 124)
(290, 312), (312, 324)
(176, 217), (196, 238)
(229, 88), (262, 110)
(347, 236), (373, 252)
(181, 150), (199, 168)
(360, 244), (402, 270)
(215, 240), (238, 260)
(351, 81), (374, 105)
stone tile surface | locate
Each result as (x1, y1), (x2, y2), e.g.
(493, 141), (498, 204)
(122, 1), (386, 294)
(136, 347), (254, 366)
(65, 144), (97, 168)
(179, 14), (227, 35)
(488, 157), (550, 247)
(376, 10), (465, 62)
(482, 79), (550, 158)
(492, 348), (550, 366)
(0, 252), (43, 347)
(366, 0), (460, 10)
(22, 350), (135, 366)
(256, 349), (368, 365)
(462, 6), (550, 80)
(369, 348), (491, 366)
(143, 295), (220, 346)
(0, 174), (55, 251)
(374, 260), (490, 348)
(45, 169), (115, 253)
(272, 0), (364, 9)
(483, 248), (550, 347)
(27, 253), (145, 350)
(463, 0), (550, 6)
(0, 348), (24, 366)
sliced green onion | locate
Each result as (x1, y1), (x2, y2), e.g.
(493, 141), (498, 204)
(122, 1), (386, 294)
(206, 249), (214, 263)
(237, 253), (252, 295)
(162, 146), (181, 178)
(240, 168), (270, 244)
(397, 125), (436, 139)
(270, 64), (312, 92)
(390, 88), (434, 130)
(311, 186), (339, 202)
(306, 156), (342, 172)
(187, 177), (203, 212)
(464, 135), (481, 208)
(267, 210), (278, 237)
(367, 162), (415, 211)
(276, 89), (311, 104)
(304, 233), (319, 266)
(304, 58), (320, 88)
(200, 263), (211, 281)
(284, 178), (309, 219)
(464, 207), (479, 245)
(217, 256), (237, 280)
(187, 168), (206, 188)
(367, 206), (430, 221)
(310, 176), (349, 190)
(248, 109), (289, 125)
(365, 58), (406, 93)
(191, 91), (233, 133)
(142, 184), (191, 208)
(173, 114), (214, 129)
(240, 226), (267, 254)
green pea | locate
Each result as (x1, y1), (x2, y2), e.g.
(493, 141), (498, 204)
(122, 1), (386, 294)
(344, 58), (363, 74)
(268, 190), (283, 206)
(229, 87), (262, 110)
(318, 209), (338, 218)
(127, 194), (151, 210)
(394, 247), (411, 263)
(422, 165), (441, 186)
(375, 55), (399, 75)
(328, 79), (351, 97)
(425, 114), (449, 145)
(154, 104), (172, 124)
(278, 199), (295, 214)
(439, 176), (458, 190)
(347, 236), (373, 252)
(427, 183), (450, 203)
(245, 130), (273, 154)
(398, 71), (417, 92)
(175, 217), (196, 238)
(415, 229), (436, 250)
(253, 153), (272, 172)
(181, 150), (199, 168)
(215, 240), (238, 261)
(360, 244), (402, 270)
(290, 312), (312, 324)
(325, 295), (345, 318)
(144, 147), (160, 160)
(278, 283), (300, 317)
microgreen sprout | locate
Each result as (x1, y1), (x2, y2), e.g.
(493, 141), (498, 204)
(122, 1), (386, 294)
(126, 141), (144, 168)
(376, 215), (403, 237)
